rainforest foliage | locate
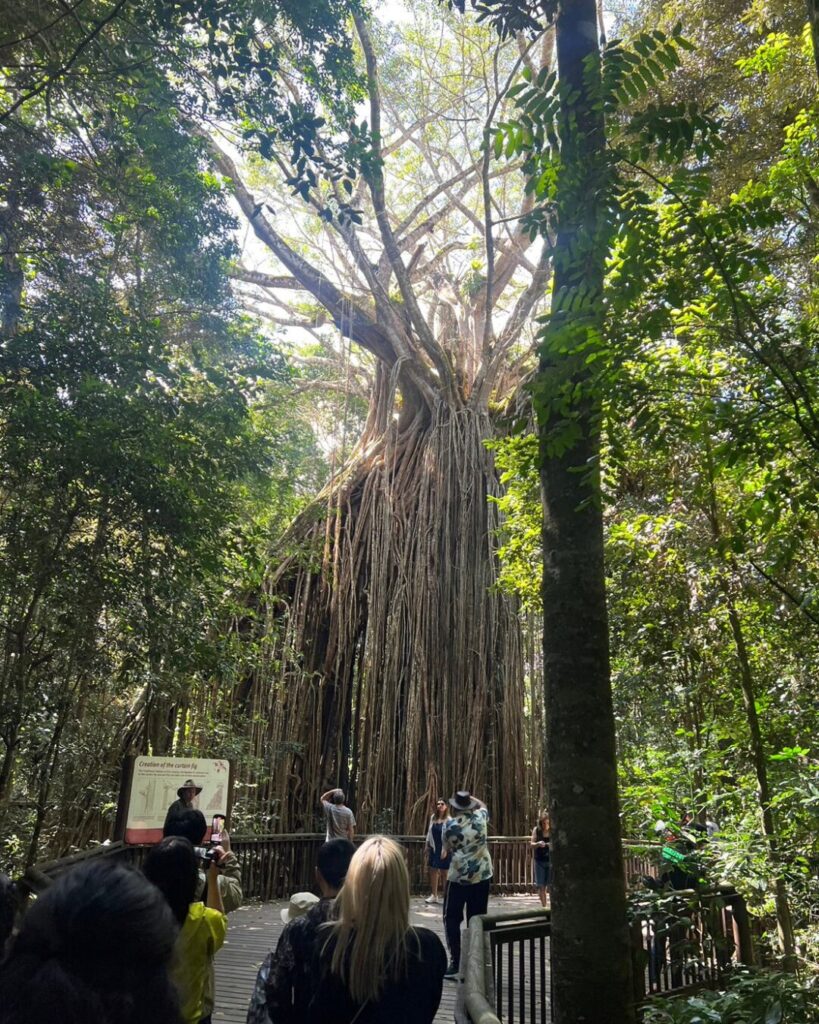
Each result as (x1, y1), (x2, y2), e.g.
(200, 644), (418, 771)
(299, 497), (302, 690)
(1, 0), (819, 996)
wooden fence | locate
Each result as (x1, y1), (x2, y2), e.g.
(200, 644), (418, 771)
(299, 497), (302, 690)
(228, 834), (660, 900)
(22, 834), (660, 900)
(630, 886), (754, 1000)
(463, 888), (754, 1024)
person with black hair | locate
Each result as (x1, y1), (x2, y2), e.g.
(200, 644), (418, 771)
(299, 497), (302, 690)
(246, 839), (355, 1024)
(163, 810), (241, 1021)
(145, 836), (226, 1024)
(0, 860), (179, 1024)
(164, 809), (243, 912)
(0, 874), (17, 955)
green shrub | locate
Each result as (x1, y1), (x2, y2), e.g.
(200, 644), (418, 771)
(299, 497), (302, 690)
(640, 969), (819, 1023)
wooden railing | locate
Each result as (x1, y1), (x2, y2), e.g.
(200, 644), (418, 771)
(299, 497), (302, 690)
(225, 835), (659, 900)
(630, 886), (754, 1001)
(21, 834), (660, 900)
(464, 908), (552, 1024)
(463, 887), (754, 1023)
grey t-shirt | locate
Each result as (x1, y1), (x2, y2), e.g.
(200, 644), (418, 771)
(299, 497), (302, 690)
(322, 801), (355, 840)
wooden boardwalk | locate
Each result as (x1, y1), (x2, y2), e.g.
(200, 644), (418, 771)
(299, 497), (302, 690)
(213, 894), (542, 1023)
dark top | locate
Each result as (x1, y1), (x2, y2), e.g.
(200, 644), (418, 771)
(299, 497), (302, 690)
(162, 797), (190, 832)
(306, 925), (446, 1024)
(533, 826), (550, 863)
(264, 898), (334, 1024)
(430, 821), (443, 855)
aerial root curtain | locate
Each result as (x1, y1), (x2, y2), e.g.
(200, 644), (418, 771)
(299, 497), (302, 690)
(242, 396), (529, 835)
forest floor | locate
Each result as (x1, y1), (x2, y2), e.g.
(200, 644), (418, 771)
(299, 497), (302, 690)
(213, 892), (543, 1022)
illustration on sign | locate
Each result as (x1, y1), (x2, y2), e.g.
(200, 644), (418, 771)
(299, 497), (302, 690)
(124, 757), (230, 844)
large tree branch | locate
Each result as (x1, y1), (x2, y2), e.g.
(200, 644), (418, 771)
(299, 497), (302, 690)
(229, 266), (302, 289)
(472, 241), (551, 406)
(394, 163), (481, 238)
(383, 112), (443, 157)
(479, 39), (536, 351)
(207, 138), (397, 367)
(355, 13), (457, 402)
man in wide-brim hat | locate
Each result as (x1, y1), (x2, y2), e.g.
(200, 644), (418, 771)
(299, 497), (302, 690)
(441, 789), (493, 980)
(163, 778), (203, 832)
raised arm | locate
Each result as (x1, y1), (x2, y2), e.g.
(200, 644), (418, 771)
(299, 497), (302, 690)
(206, 859), (225, 916)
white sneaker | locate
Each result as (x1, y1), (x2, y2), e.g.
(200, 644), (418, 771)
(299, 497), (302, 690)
(424, 894), (436, 904)
(436, 896), (443, 903)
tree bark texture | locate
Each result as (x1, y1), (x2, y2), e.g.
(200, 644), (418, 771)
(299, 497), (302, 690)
(540, 3), (634, 1022)
(240, 401), (529, 833)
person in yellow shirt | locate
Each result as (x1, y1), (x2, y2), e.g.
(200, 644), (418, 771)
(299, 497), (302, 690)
(145, 836), (227, 1024)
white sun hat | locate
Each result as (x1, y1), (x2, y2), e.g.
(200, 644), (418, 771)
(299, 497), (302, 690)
(280, 891), (320, 924)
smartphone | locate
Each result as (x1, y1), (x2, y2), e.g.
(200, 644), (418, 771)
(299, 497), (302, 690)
(210, 814), (226, 845)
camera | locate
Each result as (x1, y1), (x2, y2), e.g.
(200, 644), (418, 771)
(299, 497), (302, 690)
(193, 846), (217, 864)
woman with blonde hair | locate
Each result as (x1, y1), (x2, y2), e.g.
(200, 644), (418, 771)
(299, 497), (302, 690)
(307, 836), (446, 1023)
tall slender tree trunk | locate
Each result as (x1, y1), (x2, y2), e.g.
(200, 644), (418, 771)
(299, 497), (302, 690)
(702, 432), (797, 967)
(807, 0), (819, 85)
(540, 3), (634, 1022)
(724, 597), (797, 968)
(700, 432), (798, 966)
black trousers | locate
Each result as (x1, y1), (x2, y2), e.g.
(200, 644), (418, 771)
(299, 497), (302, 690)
(443, 877), (491, 968)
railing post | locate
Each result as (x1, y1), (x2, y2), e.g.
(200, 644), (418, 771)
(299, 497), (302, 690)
(630, 919), (646, 1002)
(731, 893), (755, 966)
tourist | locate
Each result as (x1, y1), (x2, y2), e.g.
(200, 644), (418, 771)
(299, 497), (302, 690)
(424, 798), (449, 904)
(0, 874), (17, 955)
(441, 790), (493, 980)
(144, 836), (227, 1024)
(0, 860), (179, 1024)
(246, 838), (355, 1024)
(319, 787), (356, 841)
(530, 809), (551, 908)
(164, 778), (202, 832)
(164, 808), (242, 1020)
(306, 836), (446, 1023)
(164, 808), (243, 911)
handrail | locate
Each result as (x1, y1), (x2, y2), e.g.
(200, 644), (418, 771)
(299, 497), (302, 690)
(462, 888), (754, 1022)
(221, 833), (660, 845)
(19, 841), (129, 896)
(19, 834), (661, 901)
(464, 909), (551, 1024)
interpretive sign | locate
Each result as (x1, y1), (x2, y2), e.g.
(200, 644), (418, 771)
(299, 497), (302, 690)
(118, 756), (232, 844)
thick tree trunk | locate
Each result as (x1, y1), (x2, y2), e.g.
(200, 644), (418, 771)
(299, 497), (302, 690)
(239, 401), (531, 835)
(539, 3), (634, 1022)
